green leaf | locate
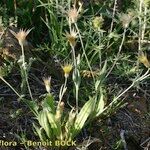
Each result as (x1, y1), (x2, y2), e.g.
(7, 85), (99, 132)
(23, 99), (39, 117)
(73, 97), (95, 137)
(95, 80), (101, 91)
(33, 123), (46, 141)
(38, 110), (52, 139)
(95, 91), (105, 117)
(42, 93), (55, 113)
(99, 60), (107, 79)
(46, 109), (61, 138)
(65, 109), (76, 140)
(95, 61), (107, 91)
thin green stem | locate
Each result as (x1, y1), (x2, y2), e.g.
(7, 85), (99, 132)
(71, 45), (79, 113)
(138, 0), (143, 50)
(107, 0), (117, 47)
(142, 6), (147, 40)
(98, 31), (102, 69)
(103, 69), (150, 113)
(138, 68), (150, 81)
(71, 45), (77, 69)
(75, 84), (79, 113)
(75, 23), (95, 83)
(0, 76), (22, 99)
(58, 76), (68, 105)
(137, 0), (143, 74)
(109, 0), (118, 34)
(106, 28), (127, 78)
(114, 68), (150, 101)
(21, 44), (25, 69)
(21, 44), (33, 100)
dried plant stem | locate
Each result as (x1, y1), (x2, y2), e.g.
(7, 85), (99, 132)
(106, 28), (127, 78)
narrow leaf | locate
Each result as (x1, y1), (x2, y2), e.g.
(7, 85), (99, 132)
(73, 97), (95, 136)
(38, 110), (52, 138)
(46, 109), (61, 138)
(96, 92), (105, 117)
(42, 93), (55, 113)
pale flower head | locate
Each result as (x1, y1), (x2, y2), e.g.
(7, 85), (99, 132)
(67, 3), (82, 24)
(138, 51), (150, 68)
(43, 76), (51, 93)
(9, 28), (32, 46)
(68, 6), (78, 23)
(66, 29), (78, 47)
(120, 12), (133, 29)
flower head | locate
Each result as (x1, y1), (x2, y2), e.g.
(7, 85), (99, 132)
(66, 29), (78, 47)
(120, 12), (133, 28)
(43, 76), (51, 93)
(67, 3), (82, 24)
(68, 7), (78, 23)
(62, 63), (73, 78)
(92, 16), (104, 30)
(9, 28), (32, 46)
(138, 51), (150, 68)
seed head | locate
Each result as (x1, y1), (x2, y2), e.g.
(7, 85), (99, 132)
(138, 51), (150, 68)
(120, 12), (133, 29)
(9, 28), (32, 46)
(68, 7), (78, 23)
(66, 29), (78, 47)
(67, 3), (82, 24)
(43, 76), (51, 93)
